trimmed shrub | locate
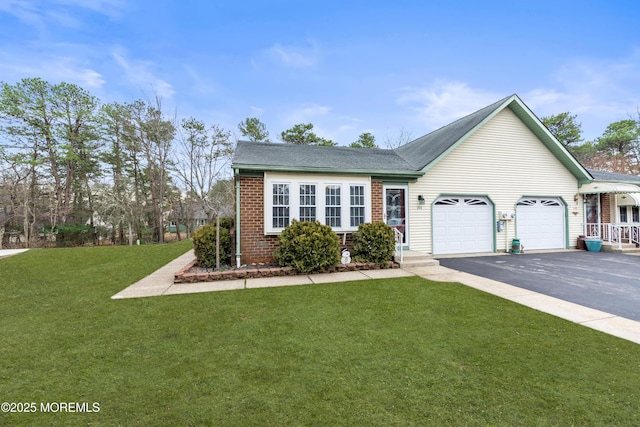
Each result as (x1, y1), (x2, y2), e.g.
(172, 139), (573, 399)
(274, 220), (340, 273)
(192, 223), (232, 268)
(351, 222), (396, 264)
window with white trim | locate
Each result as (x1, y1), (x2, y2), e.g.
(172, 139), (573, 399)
(299, 184), (316, 222)
(264, 175), (371, 233)
(620, 206), (628, 223)
(350, 185), (365, 227)
(272, 183), (290, 228)
(325, 185), (342, 227)
(633, 206), (639, 223)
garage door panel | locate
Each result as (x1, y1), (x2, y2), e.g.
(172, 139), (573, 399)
(433, 197), (493, 254)
(516, 198), (565, 250)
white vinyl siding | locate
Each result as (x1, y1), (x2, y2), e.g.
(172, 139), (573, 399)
(409, 108), (581, 253)
(264, 173), (371, 234)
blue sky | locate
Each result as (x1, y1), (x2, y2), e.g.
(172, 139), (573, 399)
(1, 0), (639, 146)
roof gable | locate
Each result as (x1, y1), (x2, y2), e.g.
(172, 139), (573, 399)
(394, 95), (512, 170)
(395, 94), (591, 183)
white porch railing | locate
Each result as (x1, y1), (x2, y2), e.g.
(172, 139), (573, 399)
(586, 223), (640, 249)
(393, 228), (404, 263)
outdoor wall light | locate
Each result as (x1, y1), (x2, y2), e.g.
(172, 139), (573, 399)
(418, 195), (425, 205)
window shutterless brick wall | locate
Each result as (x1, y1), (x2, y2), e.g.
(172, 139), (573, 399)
(238, 176), (387, 265)
(372, 180), (383, 222)
(601, 193), (611, 223)
(239, 176), (278, 264)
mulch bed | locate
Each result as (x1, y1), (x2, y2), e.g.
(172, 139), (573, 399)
(174, 260), (400, 284)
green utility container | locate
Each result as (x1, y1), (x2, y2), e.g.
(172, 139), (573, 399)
(511, 238), (521, 254)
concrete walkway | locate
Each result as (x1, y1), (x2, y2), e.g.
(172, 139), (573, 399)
(111, 249), (415, 299)
(0, 249), (29, 258)
(111, 250), (640, 345)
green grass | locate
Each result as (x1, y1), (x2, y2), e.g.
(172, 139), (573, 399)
(2, 242), (640, 426)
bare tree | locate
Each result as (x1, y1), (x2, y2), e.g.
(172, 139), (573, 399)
(384, 127), (414, 149)
(129, 98), (175, 243)
(174, 118), (234, 269)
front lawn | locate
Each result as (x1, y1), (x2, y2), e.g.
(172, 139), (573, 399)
(1, 242), (640, 426)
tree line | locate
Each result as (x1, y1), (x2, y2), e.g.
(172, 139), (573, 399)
(541, 111), (640, 174)
(2, 77), (637, 248)
(0, 78), (380, 248)
(0, 78), (237, 247)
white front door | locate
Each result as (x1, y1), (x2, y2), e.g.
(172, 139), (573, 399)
(432, 196), (493, 254)
(516, 198), (565, 250)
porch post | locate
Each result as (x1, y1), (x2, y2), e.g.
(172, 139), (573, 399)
(597, 193), (601, 238)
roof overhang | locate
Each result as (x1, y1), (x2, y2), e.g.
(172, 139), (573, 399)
(232, 164), (424, 182)
(616, 193), (640, 206)
(578, 182), (640, 194)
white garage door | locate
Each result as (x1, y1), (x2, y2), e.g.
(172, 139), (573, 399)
(433, 197), (493, 254)
(516, 198), (565, 250)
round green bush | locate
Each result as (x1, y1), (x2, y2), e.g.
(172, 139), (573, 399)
(274, 220), (340, 273)
(351, 222), (396, 264)
(192, 223), (232, 268)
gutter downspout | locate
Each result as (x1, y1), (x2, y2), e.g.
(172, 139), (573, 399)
(234, 169), (242, 268)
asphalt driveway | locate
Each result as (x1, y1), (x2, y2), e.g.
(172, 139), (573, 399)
(437, 251), (640, 322)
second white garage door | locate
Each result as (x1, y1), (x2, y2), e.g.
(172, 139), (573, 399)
(433, 196), (493, 254)
(516, 198), (565, 250)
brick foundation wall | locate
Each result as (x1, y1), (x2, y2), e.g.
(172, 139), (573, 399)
(238, 175), (387, 265)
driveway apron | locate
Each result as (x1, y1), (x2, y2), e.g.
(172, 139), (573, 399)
(438, 251), (640, 322)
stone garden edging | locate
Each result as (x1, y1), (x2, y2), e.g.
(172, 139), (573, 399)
(174, 260), (400, 284)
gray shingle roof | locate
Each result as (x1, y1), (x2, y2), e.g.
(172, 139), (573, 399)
(232, 141), (417, 175)
(587, 169), (640, 183)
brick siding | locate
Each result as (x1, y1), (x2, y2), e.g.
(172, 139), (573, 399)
(601, 193), (611, 223)
(372, 180), (384, 222)
(238, 176), (278, 264)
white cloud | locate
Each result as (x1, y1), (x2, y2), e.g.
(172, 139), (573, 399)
(397, 81), (502, 130)
(524, 50), (640, 140)
(112, 48), (175, 99)
(183, 64), (216, 96)
(262, 41), (320, 68)
(0, 0), (46, 32)
(282, 103), (332, 125)
(0, 0), (125, 33)
(250, 106), (265, 115)
(52, 0), (126, 18)
(0, 52), (105, 88)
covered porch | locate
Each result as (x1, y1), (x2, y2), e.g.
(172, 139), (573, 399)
(581, 180), (640, 249)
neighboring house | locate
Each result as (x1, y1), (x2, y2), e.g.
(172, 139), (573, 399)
(580, 169), (640, 248)
(231, 94), (603, 265)
(167, 209), (209, 233)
